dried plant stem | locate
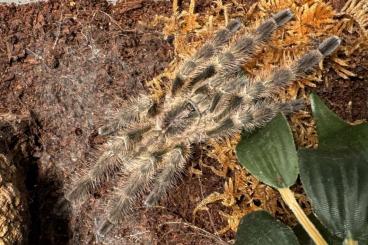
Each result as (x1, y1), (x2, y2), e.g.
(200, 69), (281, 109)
(224, 5), (229, 26)
(344, 239), (358, 245)
(278, 188), (327, 245)
(173, 0), (178, 15)
(189, 0), (195, 14)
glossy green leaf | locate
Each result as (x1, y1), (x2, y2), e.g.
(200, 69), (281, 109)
(299, 94), (368, 241)
(235, 211), (299, 245)
(236, 113), (298, 188)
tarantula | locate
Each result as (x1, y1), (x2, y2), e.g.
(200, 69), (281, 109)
(64, 9), (341, 236)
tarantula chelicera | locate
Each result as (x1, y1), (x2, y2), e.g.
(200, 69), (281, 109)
(64, 9), (341, 236)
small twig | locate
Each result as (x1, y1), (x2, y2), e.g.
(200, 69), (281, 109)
(119, 0), (144, 13)
(98, 0), (144, 30)
(25, 48), (44, 61)
(98, 10), (145, 34)
(126, 230), (150, 239)
(189, 0), (196, 14)
(196, 146), (218, 235)
(224, 5), (229, 26)
(159, 221), (228, 245)
(99, 10), (124, 31)
(53, 12), (64, 49)
(173, 0), (178, 15)
(25, 48), (52, 70)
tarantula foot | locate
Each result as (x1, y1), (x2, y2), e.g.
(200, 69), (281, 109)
(273, 8), (294, 26)
(97, 219), (115, 237)
(144, 192), (160, 207)
(53, 197), (72, 216)
(318, 36), (341, 56)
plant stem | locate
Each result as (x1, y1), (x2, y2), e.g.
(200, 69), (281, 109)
(344, 239), (358, 245)
(173, 0), (178, 15)
(278, 188), (328, 245)
(189, 0), (195, 14)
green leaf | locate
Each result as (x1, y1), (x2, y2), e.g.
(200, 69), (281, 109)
(310, 93), (368, 150)
(235, 211), (299, 245)
(236, 113), (298, 189)
(310, 93), (348, 148)
(298, 94), (368, 241)
(299, 149), (368, 241)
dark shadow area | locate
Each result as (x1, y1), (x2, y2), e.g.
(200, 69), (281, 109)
(25, 114), (72, 245)
(25, 161), (72, 245)
(0, 115), (72, 245)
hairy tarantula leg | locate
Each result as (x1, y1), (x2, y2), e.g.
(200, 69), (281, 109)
(206, 100), (304, 138)
(65, 151), (124, 204)
(97, 153), (160, 237)
(257, 36), (341, 97)
(188, 9), (294, 91)
(209, 36), (340, 123)
(98, 94), (153, 136)
(171, 19), (242, 96)
(166, 36), (340, 138)
(66, 121), (156, 204)
(120, 123), (153, 150)
(218, 9), (294, 70)
(144, 144), (190, 207)
(158, 10), (295, 137)
(65, 124), (154, 203)
(210, 36), (341, 120)
(242, 100), (305, 130)
(167, 99), (303, 145)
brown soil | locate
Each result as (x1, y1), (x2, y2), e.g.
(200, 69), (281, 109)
(314, 52), (368, 121)
(0, 0), (366, 245)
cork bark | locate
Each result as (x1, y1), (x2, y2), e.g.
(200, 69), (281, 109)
(0, 114), (30, 245)
(0, 154), (25, 245)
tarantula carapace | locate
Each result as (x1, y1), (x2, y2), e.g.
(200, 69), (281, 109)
(64, 9), (341, 236)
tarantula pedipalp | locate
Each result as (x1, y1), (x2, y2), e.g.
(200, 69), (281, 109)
(64, 9), (341, 236)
